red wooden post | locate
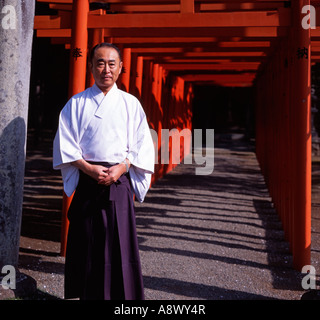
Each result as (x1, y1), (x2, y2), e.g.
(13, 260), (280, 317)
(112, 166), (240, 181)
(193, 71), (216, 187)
(68, 0), (89, 98)
(288, 29), (295, 250)
(291, 0), (312, 270)
(157, 65), (163, 122)
(281, 38), (291, 241)
(152, 63), (159, 122)
(151, 63), (160, 178)
(180, 0), (194, 14)
(135, 56), (144, 99)
(142, 60), (152, 121)
(157, 66), (164, 174)
(87, 27), (105, 87)
(130, 54), (143, 100)
(119, 47), (131, 92)
(61, 0), (89, 257)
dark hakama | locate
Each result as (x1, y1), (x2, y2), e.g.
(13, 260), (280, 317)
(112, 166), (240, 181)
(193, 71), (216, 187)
(64, 163), (144, 300)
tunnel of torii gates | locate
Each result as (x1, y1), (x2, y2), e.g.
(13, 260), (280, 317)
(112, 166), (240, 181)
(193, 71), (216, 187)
(33, 0), (320, 271)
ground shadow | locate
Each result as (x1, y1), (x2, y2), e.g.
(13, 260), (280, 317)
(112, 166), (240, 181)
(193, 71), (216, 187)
(143, 276), (276, 300)
(135, 138), (305, 299)
(20, 130), (63, 242)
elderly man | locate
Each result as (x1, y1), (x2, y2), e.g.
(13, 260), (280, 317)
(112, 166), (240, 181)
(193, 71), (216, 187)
(53, 43), (154, 300)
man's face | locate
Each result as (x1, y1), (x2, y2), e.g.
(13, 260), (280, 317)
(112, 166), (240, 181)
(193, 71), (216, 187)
(90, 47), (123, 94)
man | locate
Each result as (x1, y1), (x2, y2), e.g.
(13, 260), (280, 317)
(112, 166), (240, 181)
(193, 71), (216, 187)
(53, 43), (154, 300)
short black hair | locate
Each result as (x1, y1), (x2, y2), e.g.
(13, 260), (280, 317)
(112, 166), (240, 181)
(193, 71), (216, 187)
(89, 42), (122, 63)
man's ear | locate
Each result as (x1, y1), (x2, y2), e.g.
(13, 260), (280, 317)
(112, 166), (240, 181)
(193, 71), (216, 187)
(119, 61), (123, 74)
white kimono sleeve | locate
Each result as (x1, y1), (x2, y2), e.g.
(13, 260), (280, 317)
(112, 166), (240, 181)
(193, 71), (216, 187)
(127, 101), (155, 203)
(53, 100), (83, 197)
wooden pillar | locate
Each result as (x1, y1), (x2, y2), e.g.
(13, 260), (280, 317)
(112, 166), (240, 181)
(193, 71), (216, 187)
(288, 29), (295, 250)
(135, 56), (144, 99)
(87, 27), (105, 87)
(280, 39), (290, 241)
(68, 0), (89, 98)
(291, 0), (311, 270)
(129, 54), (143, 100)
(157, 66), (163, 117)
(146, 61), (154, 125)
(152, 63), (160, 179)
(151, 63), (159, 126)
(118, 47), (131, 92)
(180, 0), (194, 13)
(142, 60), (152, 121)
(157, 66), (164, 174)
(129, 53), (137, 96)
(61, 0), (89, 257)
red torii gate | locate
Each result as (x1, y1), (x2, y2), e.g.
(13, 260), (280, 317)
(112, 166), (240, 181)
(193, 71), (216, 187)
(33, 0), (315, 271)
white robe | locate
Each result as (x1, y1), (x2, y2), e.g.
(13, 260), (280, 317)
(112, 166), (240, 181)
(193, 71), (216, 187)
(53, 83), (155, 202)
